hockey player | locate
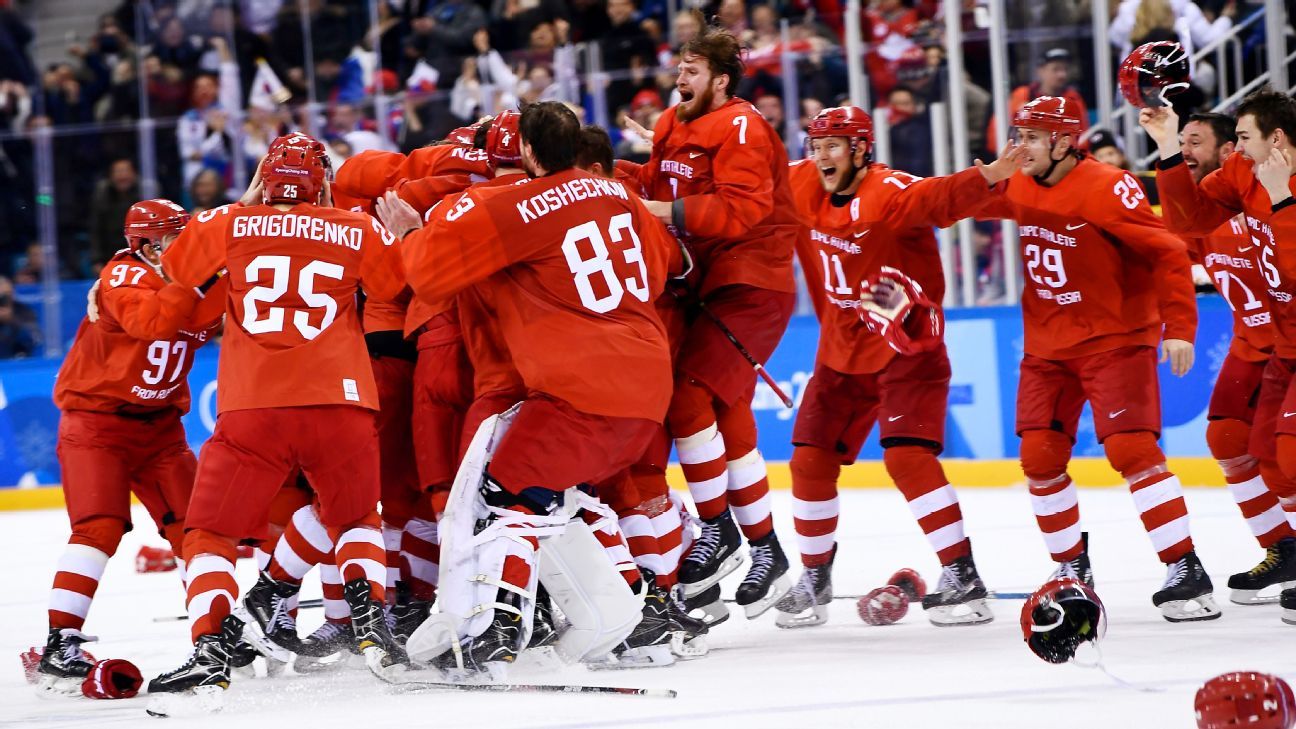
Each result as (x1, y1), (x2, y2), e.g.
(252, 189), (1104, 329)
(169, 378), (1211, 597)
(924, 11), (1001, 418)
(974, 96), (1218, 622)
(635, 27), (800, 617)
(34, 199), (224, 694)
(1156, 110), (1296, 604)
(147, 134), (408, 714)
(378, 101), (675, 672)
(1144, 89), (1296, 622)
(774, 106), (1021, 628)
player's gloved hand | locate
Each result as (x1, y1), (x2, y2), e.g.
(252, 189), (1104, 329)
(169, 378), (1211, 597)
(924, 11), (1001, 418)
(1138, 106), (1180, 160)
(975, 140), (1024, 185)
(376, 190), (424, 238)
(86, 279), (101, 323)
(239, 156), (266, 206)
(1256, 147), (1295, 207)
(1160, 338), (1194, 377)
(859, 266), (943, 355)
(623, 116), (655, 143)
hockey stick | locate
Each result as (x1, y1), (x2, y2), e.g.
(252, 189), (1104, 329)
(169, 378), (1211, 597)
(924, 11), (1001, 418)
(387, 679), (677, 698)
(694, 299), (794, 409)
(153, 598), (325, 622)
(718, 591), (1030, 605)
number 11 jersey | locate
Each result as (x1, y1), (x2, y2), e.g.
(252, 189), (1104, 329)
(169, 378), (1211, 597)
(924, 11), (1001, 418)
(975, 157), (1198, 361)
(161, 202), (406, 414)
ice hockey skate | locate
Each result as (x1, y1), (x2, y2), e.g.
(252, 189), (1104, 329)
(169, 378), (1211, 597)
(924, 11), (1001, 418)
(775, 547), (835, 629)
(1227, 537), (1296, 605)
(1153, 550), (1221, 622)
(921, 554), (993, 626)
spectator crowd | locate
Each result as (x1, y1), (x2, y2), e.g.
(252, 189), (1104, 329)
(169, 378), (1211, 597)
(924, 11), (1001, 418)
(0, 0), (1263, 356)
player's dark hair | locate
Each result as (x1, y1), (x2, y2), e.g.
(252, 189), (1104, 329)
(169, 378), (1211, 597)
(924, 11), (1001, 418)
(1235, 88), (1296, 140)
(680, 28), (744, 98)
(1188, 112), (1237, 146)
(519, 101), (580, 173)
(575, 125), (615, 177)
(473, 119), (492, 150)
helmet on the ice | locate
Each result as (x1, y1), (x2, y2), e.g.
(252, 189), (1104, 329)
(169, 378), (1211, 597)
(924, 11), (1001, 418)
(1020, 577), (1106, 664)
(1195, 672), (1296, 729)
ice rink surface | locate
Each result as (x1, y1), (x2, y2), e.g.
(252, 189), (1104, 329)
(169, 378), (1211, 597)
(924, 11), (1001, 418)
(3, 486), (1293, 729)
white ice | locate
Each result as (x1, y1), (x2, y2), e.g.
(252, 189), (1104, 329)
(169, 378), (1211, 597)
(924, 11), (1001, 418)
(3, 487), (1292, 729)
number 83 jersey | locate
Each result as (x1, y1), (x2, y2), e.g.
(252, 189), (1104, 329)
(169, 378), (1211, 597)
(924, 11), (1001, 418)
(161, 202), (406, 414)
(55, 250), (226, 416)
(976, 157), (1198, 361)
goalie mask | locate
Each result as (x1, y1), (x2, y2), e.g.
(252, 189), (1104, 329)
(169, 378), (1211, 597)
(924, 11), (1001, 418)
(1020, 577), (1106, 664)
(1195, 672), (1296, 729)
(1119, 41), (1190, 109)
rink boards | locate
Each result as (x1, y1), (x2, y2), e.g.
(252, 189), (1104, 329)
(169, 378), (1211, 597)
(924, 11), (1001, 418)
(0, 297), (1237, 504)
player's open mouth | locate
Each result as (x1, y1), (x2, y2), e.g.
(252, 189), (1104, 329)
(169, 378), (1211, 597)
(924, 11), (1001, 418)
(679, 88), (694, 102)
(1184, 159), (1198, 169)
(819, 165), (839, 182)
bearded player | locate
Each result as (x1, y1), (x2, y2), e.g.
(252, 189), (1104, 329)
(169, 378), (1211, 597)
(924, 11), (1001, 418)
(774, 106), (1021, 628)
(975, 96), (1218, 623)
(1145, 88), (1296, 623)
(635, 27), (800, 618)
(33, 200), (224, 695)
(1155, 109), (1296, 604)
(146, 134), (408, 714)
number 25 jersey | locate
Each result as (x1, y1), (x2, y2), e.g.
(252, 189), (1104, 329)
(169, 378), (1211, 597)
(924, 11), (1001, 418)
(975, 157), (1197, 360)
(162, 202), (406, 414)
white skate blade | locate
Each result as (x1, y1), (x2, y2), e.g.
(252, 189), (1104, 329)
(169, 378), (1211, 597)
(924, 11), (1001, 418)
(669, 632), (708, 660)
(774, 602), (828, 629)
(680, 552), (745, 598)
(229, 605), (292, 662)
(145, 685), (226, 717)
(925, 598), (994, 627)
(589, 644), (675, 670)
(34, 673), (84, 698)
(742, 574), (792, 619)
(1229, 581), (1296, 606)
(361, 645), (408, 681)
(1159, 593), (1223, 623)
(692, 598), (731, 629)
(1283, 606), (1296, 626)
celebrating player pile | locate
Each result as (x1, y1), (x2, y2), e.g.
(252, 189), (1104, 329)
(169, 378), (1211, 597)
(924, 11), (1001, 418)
(28, 28), (1296, 721)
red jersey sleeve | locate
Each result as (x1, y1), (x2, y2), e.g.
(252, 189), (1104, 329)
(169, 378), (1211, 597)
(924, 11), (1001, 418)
(358, 216), (407, 302)
(396, 174), (474, 214)
(1090, 173), (1198, 343)
(1156, 156), (1244, 236)
(100, 278), (200, 341)
(882, 166), (997, 231)
(161, 205), (232, 292)
(402, 189), (511, 308)
(1272, 204), (1296, 281)
(334, 150), (406, 205)
(679, 111), (776, 239)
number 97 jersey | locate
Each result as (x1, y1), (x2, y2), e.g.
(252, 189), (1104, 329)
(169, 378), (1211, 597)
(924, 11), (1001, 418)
(161, 202), (406, 414)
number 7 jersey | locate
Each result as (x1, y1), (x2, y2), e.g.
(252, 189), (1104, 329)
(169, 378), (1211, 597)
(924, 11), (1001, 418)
(161, 202), (406, 414)
(975, 157), (1197, 360)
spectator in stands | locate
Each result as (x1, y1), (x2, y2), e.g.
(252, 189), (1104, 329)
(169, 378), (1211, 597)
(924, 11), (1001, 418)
(602, 0), (657, 113)
(755, 91), (789, 143)
(189, 168), (231, 216)
(176, 38), (239, 186)
(451, 28), (519, 122)
(0, 1), (35, 85)
(1086, 129), (1130, 170)
(987, 47), (1088, 153)
(404, 0), (489, 85)
(1109, 0), (1236, 60)
(0, 78), (29, 131)
(491, 0), (570, 54)
(0, 275), (38, 359)
(13, 242), (71, 285)
(717, 0), (748, 36)
(887, 85), (933, 177)
(87, 159), (140, 270)
(152, 17), (202, 77)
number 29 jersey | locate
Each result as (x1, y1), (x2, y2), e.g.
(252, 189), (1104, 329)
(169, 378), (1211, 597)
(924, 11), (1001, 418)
(975, 157), (1197, 361)
(161, 202), (405, 414)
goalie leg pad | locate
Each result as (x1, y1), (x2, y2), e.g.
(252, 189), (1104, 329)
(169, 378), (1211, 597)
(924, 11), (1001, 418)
(540, 516), (643, 663)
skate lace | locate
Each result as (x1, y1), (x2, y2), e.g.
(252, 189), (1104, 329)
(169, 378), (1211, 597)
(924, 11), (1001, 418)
(1162, 559), (1188, 589)
(1248, 545), (1281, 577)
(307, 622), (348, 643)
(269, 597), (296, 634)
(937, 563), (967, 592)
(742, 543), (774, 586)
(685, 520), (722, 565)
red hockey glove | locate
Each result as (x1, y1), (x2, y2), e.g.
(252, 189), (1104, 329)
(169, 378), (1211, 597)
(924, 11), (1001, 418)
(859, 266), (944, 355)
(135, 545), (177, 573)
(81, 658), (143, 699)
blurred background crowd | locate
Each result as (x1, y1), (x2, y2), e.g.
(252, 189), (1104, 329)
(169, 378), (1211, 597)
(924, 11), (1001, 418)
(0, 0), (1280, 357)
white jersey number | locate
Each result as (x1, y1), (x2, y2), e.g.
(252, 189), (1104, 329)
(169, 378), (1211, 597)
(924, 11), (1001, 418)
(142, 340), (189, 385)
(818, 251), (852, 296)
(1259, 236), (1283, 289)
(1212, 269), (1264, 313)
(1112, 173), (1146, 210)
(563, 213), (650, 314)
(1024, 243), (1068, 288)
(241, 255), (345, 340)
(108, 264), (148, 288)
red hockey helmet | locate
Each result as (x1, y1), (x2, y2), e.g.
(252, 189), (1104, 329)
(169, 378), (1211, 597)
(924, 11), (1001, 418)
(484, 110), (522, 168)
(261, 133), (328, 204)
(1196, 672), (1296, 729)
(1020, 578), (1106, 664)
(123, 199), (189, 253)
(1119, 41), (1191, 109)
(808, 106), (874, 149)
(1013, 96), (1084, 143)
(446, 123), (480, 146)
